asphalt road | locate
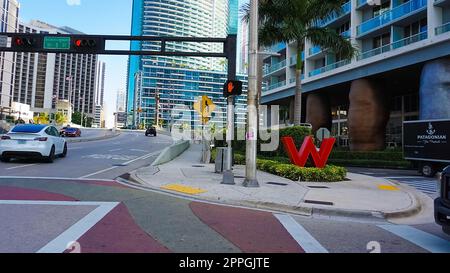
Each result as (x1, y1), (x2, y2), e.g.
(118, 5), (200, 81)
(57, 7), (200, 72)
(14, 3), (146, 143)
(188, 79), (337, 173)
(0, 130), (173, 180)
(0, 136), (449, 253)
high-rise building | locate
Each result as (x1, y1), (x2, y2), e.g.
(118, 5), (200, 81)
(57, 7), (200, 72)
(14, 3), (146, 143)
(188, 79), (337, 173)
(126, 0), (246, 128)
(93, 104), (104, 128)
(239, 20), (249, 74)
(261, 0), (450, 150)
(13, 20), (98, 119)
(0, 0), (19, 117)
(95, 61), (105, 106)
(116, 88), (126, 112)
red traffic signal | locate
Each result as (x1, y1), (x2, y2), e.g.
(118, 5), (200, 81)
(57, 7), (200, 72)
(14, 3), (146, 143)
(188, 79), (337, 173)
(223, 80), (243, 97)
(13, 37), (35, 47)
(74, 39), (97, 48)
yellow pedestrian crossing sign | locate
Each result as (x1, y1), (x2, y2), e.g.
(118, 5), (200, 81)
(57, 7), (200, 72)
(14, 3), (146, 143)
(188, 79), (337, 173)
(193, 95), (215, 124)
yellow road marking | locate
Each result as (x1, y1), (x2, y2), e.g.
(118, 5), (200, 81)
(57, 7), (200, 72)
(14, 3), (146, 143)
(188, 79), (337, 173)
(161, 184), (207, 195)
(378, 184), (399, 191)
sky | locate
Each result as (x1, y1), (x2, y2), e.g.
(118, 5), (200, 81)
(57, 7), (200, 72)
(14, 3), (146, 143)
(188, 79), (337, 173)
(18, 0), (133, 128)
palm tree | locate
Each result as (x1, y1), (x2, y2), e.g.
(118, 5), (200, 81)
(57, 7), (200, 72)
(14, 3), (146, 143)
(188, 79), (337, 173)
(241, 0), (356, 125)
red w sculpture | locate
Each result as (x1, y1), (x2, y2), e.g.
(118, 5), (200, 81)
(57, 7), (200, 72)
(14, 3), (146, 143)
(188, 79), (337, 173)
(281, 136), (336, 168)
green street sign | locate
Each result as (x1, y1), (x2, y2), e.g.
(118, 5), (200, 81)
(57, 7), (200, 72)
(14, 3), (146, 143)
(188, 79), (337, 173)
(43, 36), (71, 50)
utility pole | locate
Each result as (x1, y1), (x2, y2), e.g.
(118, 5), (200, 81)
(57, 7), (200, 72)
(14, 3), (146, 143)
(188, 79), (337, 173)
(155, 88), (160, 128)
(243, 0), (259, 187)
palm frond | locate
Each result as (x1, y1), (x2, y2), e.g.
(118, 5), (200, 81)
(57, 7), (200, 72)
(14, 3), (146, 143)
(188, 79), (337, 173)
(306, 27), (356, 60)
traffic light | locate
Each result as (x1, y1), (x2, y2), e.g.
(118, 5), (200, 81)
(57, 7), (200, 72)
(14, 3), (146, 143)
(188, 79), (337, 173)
(11, 36), (38, 50)
(72, 37), (104, 53)
(223, 80), (243, 97)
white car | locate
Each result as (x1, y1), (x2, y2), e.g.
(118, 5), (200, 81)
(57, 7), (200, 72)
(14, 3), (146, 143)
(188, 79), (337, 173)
(0, 124), (67, 163)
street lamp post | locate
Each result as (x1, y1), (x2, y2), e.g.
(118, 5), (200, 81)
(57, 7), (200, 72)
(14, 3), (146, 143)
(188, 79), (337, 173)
(243, 0), (260, 187)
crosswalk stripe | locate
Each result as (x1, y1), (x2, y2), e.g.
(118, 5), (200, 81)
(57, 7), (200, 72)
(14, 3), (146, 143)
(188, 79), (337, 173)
(378, 225), (450, 253)
(274, 214), (328, 253)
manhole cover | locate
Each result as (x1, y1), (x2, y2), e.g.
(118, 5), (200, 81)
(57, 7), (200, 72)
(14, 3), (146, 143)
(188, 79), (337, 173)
(304, 200), (334, 206)
(267, 182), (288, 186)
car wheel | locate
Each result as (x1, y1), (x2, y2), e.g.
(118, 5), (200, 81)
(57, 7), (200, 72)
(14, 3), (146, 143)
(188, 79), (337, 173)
(60, 143), (68, 158)
(443, 226), (450, 235)
(422, 163), (436, 178)
(0, 156), (10, 163)
(145, 133), (148, 137)
(45, 146), (56, 163)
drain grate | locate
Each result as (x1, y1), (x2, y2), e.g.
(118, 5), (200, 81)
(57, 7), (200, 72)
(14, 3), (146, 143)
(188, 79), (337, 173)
(234, 175), (245, 179)
(267, 182), (288, 186)
(192, 165), (205, 168)
(304, 199), (334, 206)
(307, 185), (330, 189)
(113, 163), (128, 167)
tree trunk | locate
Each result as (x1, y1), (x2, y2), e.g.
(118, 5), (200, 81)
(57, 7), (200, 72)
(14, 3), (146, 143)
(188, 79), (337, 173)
(294, 42), (303, 125)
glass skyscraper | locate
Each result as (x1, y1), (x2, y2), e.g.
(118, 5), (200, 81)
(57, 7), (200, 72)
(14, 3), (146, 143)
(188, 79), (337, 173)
(126, 0), (246, 128)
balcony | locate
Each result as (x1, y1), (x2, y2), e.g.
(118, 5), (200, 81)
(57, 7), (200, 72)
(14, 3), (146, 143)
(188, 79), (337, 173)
(436, 22), (450, 35)
(266, 80), (286, 91)
(308, 59), (351, 77)
(316, 1), (351, 27)
(356, 0), (427, 37)
(289, 75), (305, 84)
(289, 52), (305, 66)
(308, 46), (322, 56)
(341, 29), (351, 39)
(263, 59), (286, 75)
(358, 31), (427, 60)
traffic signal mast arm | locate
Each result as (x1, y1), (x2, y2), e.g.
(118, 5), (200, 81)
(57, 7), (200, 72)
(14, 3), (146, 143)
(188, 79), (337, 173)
(0, 32), (230, 57)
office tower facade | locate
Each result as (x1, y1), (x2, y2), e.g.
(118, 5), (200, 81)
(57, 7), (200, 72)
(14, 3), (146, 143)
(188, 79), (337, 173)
(116, 88), (126, 112)
(13, 20), (98, 118)
(127, 0), (246, 128)
(0, 0), (19, 116)
(95, 60), (105, 106)
(261, 0), (450, 150)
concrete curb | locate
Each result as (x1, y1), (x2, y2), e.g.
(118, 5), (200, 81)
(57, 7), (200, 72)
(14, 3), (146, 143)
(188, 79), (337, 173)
(124, 170), (422, 221)
(65, 131), (121, 143)
(151, 140), (190, 166)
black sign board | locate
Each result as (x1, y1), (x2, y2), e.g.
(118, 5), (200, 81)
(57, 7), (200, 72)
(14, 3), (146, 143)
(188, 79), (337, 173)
(403, 119), (450, 163)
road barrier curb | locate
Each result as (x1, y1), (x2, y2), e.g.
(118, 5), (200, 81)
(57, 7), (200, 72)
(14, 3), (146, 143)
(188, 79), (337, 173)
(65, 131), (121, 143)
(151, 140), (190, 166)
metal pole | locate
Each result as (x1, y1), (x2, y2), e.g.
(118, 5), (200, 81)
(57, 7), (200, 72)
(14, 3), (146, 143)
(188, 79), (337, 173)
(222, 34), (237, 185)
(243, 0), (259, 187)
(133, 72), (139, 129)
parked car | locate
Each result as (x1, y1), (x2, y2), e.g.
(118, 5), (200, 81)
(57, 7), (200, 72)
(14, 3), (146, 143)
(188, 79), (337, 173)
(145, 126), (157, 137)
(403, 119), (450, 177)
(0, 124), (67, 163)
(435, 166), (450, 235)
(62, 127), (81, 137)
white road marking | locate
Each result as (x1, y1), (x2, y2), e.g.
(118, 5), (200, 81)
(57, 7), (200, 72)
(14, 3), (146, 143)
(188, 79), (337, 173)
(5, 164), (38, 170)
(78, 150), (162, 179)
(33, 201), (119, 253)
(378, 225), (450, 253)
(130, 149), (149, 152)
(274, 214), (328, 253)
(108, 148), (122, 152)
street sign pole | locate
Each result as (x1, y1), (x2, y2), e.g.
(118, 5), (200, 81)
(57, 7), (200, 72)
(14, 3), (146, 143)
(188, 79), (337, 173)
(222, 34), (237, 185)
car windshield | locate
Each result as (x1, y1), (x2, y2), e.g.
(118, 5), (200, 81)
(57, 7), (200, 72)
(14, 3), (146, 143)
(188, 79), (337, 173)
(11, 125), (46, 133)
(66, 128), (77, 132)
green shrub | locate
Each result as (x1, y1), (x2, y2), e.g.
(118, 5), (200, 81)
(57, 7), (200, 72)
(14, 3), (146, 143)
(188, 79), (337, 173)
(256, 159), (346, 182)
(330, 150), (404, 161)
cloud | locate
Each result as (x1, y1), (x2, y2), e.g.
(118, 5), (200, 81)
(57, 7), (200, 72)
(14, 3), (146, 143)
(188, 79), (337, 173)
(66, 0), (81, 6)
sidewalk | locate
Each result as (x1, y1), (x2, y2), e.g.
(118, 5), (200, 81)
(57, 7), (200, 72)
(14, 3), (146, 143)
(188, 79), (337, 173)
(130, 144), (424, 220)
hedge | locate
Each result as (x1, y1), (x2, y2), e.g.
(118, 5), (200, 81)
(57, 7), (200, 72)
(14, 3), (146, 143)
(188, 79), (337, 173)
(210, 149), (347, 182)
